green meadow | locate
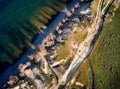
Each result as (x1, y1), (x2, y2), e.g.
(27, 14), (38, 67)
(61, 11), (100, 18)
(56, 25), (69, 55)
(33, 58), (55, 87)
(72, 4), (120, 89)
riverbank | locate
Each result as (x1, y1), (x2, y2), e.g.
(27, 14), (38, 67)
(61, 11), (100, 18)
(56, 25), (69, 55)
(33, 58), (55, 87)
(0, 0), (83, 88)
(0, 7), (60, 77)
(0, 0), (67, 72)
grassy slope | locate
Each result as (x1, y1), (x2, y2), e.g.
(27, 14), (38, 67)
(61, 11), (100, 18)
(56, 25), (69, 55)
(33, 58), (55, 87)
(74, 5), (120, 89)
(89, 6), (120, 89)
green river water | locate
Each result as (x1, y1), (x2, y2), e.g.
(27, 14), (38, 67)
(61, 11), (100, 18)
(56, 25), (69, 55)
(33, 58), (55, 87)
(0, 0), (67, 74)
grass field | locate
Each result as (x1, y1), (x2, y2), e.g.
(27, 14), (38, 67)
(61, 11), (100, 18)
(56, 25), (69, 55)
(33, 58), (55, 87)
(89, 5), (120, 89)
(74, 4), (120, 89)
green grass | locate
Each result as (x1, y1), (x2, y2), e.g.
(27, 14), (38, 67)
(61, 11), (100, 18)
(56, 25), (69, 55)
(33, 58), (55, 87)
(70, 59), (92, 89)
(56, 39), (71, 61)
(56, 30), (88, 61)
(90, 0), (99, 15)
(70, 4), (120, 89)
(86, 6), (120, 89)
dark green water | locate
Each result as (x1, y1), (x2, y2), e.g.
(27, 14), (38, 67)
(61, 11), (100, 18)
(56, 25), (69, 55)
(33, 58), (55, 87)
(0, 0), (67, 74)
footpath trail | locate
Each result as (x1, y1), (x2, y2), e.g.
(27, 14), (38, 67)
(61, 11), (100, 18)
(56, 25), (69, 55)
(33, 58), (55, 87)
(0, 0), (80, 87)
(57, 0), (115, 88)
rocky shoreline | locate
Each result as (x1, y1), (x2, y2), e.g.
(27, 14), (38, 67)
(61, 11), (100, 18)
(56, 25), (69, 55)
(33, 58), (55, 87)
(2, 0), (93, 89)
(0, 0), (82, 87)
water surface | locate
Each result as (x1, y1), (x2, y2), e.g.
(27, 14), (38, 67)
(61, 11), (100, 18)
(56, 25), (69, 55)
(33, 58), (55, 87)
(0, 0), (67, 75)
